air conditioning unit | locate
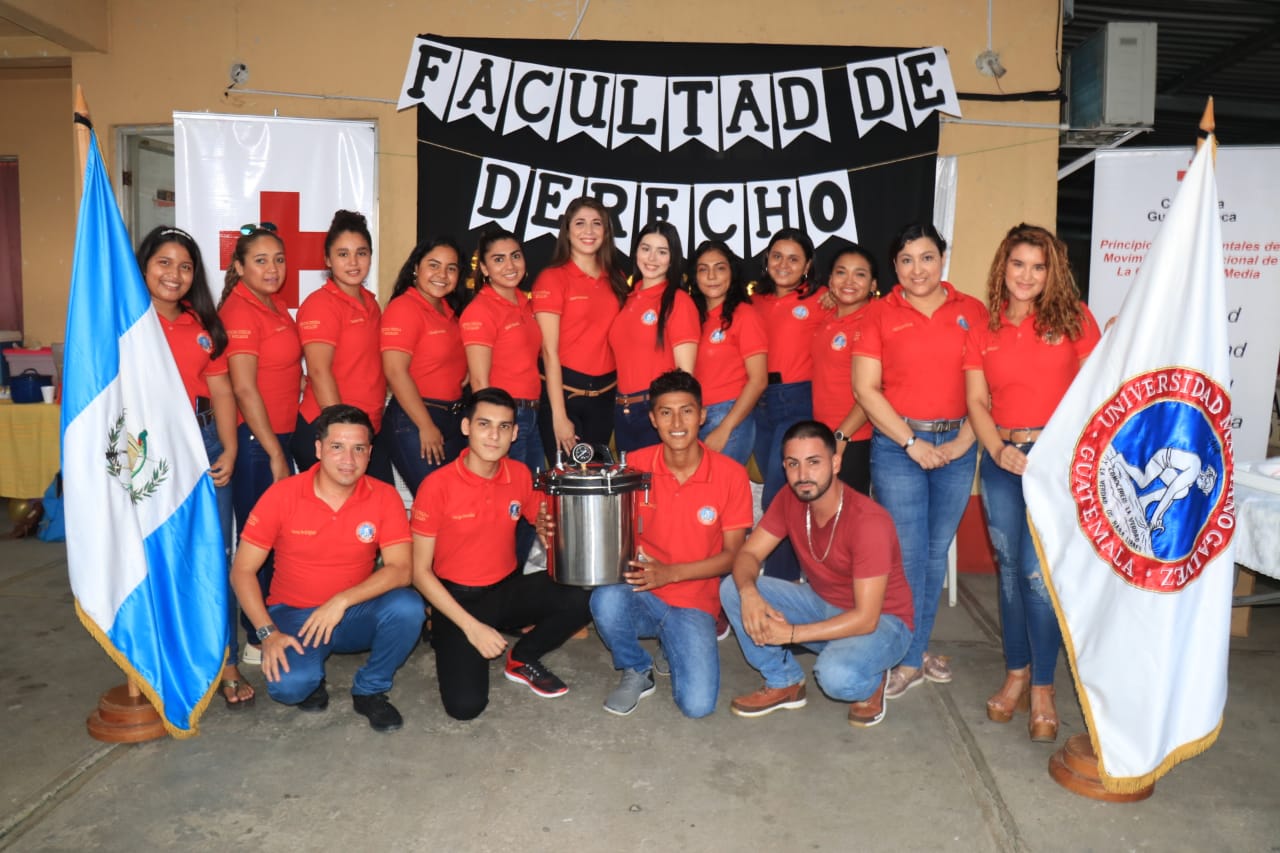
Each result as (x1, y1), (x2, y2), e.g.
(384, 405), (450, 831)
(1067, 22), (1157, 128)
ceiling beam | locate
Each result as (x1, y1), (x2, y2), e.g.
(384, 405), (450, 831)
(1159, 20), (1280, 94)
(0, 0), (107, 53)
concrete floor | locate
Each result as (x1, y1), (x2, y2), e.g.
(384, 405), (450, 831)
(1, 535), (1277, 852)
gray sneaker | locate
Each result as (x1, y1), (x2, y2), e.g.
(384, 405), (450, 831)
(604, 668), (656, 716)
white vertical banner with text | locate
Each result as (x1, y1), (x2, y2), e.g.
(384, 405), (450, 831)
(174, 113), (378, 312)
(1090, 146), (1280, 460)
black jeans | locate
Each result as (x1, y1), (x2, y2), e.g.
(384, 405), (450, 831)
(837, 438), (872, 496)
(431, 569), (591, 720)
(537, 365), (617, 464)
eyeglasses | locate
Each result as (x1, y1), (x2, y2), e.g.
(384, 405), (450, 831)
(239, 222), (278, 235)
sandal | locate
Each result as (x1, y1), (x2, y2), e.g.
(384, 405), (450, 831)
(1028, 685), (1059, 742)
(986, 667), (1031, 723)
(220, 676), (256, 711)
(921, 652), (953, 684)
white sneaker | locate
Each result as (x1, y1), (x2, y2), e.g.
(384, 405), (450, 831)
(241, 644), (262, 666)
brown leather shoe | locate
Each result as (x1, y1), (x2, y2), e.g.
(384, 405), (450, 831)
(986, 667), (1031, 723)
(1028, 685), (1059, 742)
(731, 680), (807, 717)
(848, 672), (888, 728)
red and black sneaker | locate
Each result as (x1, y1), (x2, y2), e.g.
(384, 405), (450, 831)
(504, 652), (569, 698)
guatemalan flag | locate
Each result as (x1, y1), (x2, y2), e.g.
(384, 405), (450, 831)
(62, 128), (228, 737)
(1024, 137), (1234, 792)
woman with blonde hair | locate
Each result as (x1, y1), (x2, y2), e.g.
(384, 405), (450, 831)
(965, 223), (1100, 743)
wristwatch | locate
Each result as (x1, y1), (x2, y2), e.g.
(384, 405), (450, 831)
(255, 623), (278, 642)
(902, 435), (917, 450)
(834, 430), (847, 443)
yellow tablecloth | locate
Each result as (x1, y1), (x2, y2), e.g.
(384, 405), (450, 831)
(0, 398), (60, 498)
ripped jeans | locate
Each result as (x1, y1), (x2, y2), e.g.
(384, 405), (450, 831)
(979, 444), (1061, 685)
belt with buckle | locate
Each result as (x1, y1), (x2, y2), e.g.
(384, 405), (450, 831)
(422, 396), (462, 414)
(564, 380), (617, 400)
(514, 397), (540, 411)
(903, 416), (966, 433)
(997, 425), (1044, 444)
(616, 390), (649, 415)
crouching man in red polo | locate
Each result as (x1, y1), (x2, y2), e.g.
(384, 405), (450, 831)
(721, 421), (914, 727)
(231, 404), (424, 733)
(411, 387), (591, 720)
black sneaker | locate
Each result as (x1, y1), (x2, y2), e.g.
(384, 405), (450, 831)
(297, 680), (329, 712)
(352, 692), (403, 732)
(504, 652), (569, 697)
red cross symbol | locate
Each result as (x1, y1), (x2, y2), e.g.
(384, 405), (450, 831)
(219, 191), (328, 309)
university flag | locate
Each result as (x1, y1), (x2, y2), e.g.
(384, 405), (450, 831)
(1024, 138), (1235, 792)
(62, 129), (228, 737)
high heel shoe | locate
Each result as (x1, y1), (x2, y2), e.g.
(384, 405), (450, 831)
(1028, 685), (1059, 743)
(986, 668), (1031, 723)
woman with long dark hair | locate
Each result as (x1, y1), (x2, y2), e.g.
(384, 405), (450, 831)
(811, 245), (878, 495)
(532, 197), (627, 462)
(291, 210), (391, 481)
(966, 224), (1100, 743)
(853, 223), (984, 700)
(380, 236), (469, 496)
(460, 227), (543, 473)
(607, 221), (699, 452)
(689, 240), (767, 467)
(138, 225), (251, 709)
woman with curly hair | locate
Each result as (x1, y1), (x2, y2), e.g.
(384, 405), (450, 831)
(965, 223), (1100, 743)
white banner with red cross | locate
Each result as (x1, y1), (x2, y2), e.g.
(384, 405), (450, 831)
(173, 113), (378, 310)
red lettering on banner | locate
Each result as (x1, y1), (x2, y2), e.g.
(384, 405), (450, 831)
(219, 191), (329, 309)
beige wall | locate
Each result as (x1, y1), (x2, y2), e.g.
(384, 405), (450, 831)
(8, 0), (1061, 344)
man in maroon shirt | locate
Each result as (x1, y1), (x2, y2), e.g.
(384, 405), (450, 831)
(721, 420), (914, 727)
(231, 405), (424, 733)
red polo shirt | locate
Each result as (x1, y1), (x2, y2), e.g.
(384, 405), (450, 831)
(380, 288), (468, 401)
(810, 305), (873, 440)
(964, 303), (1101, 427)
(459, 286), (542, 399)
(756, 288), (829, 383)
(410, 450), (540, 586)
(693, 302), (768, 406)
(759, 483), (913, 630)
(531, 262), (621, 375)
(607, 283), (700, 395)
(629, 443), (753, 616)
(297, 280), (386, 430)
(157, 308), (227, 410)
(241, 467), (412, 608)
(219, 282), (303, 433)
(851, 283), (987, 420)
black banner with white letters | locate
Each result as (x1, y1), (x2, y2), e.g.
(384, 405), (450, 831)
(409, 36), (948, 278)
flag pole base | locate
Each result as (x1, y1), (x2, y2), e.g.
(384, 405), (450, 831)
(86, 684), (167, 743)
(1048, 733), (1155, 802)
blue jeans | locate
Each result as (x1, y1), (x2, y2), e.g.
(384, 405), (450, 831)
(509, 405), (543, 565)
(200, 419), (236, 662)
(232, 423), (294, 643)
(979, 445), (1061, 686)
(871, 427), (976, 670)
(614, 400), (657, 454)
(753, 382), (812, 581)
(264, 587), (424, 704)
(382, 396), (465, 497)
(720, 576), (910, 701)
(699, 399), (755, 467)
(590, 584), (720, 718)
